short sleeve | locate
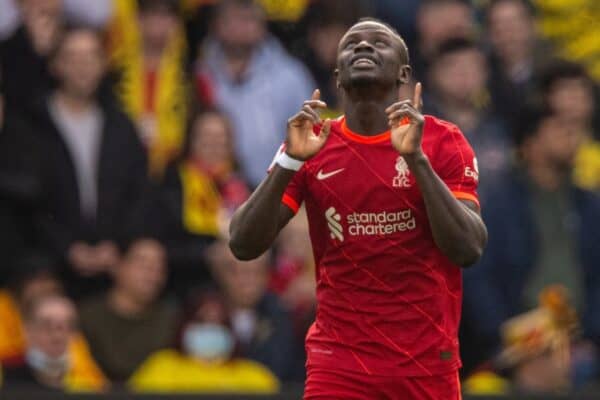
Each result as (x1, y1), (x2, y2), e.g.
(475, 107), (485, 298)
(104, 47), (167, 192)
(281, 165), (307, 214)
(433, 123), (480, 207)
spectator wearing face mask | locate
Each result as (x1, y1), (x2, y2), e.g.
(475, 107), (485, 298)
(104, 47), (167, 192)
(210, 240), (295, 380)
(129, 289), (279, 393)
(0, 294), (107, 392)
(0, 255), (107, 391)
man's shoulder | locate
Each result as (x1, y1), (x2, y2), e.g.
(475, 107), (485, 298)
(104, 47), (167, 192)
(262, 38), (313, 82)
(79, 295), (111, 321)
(423, 114), (462, 137)
(1, 364), (37, 387)
(101, 102), (138, 138)
(257, 292), (290, 318)
(573, 185), (600, 215)
(154, 299), (180, 320)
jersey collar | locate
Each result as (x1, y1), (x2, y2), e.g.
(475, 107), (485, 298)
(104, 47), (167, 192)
(340, 116), (391, 144)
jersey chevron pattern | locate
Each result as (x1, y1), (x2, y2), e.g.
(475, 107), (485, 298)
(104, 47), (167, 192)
(282, 115), (479, 377)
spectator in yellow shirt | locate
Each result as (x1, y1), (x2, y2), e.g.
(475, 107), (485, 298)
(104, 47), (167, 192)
(129, 289), (279, 393)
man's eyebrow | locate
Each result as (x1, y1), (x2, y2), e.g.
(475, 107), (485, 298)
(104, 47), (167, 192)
(342, 29), (395, 41)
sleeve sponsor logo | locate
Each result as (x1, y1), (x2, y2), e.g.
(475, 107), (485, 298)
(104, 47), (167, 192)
(464, 157), (479, 181)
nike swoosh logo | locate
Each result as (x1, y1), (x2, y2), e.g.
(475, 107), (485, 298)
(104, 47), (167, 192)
(317, 168), (345, 180)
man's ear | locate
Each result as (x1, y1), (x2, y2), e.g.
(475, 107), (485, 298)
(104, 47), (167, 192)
(334, 68), (340, 88)
(398, 65), (412, 85)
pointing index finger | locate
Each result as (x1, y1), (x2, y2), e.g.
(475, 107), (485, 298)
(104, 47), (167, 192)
(312, 89), (321, 101)
(413, 82), (423, 112)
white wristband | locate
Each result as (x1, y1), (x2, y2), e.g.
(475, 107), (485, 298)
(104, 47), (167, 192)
(275, 151), (304, 171)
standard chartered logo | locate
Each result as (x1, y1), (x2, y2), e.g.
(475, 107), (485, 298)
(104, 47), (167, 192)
(325, 207), (417, 241)
(325, 207), (344, 241)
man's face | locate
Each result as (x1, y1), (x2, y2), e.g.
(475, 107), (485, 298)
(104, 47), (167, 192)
(214, 4), (266, 56)
(417, 1), (473, 54)
(214, 244), (268, 309)
(431, 48), (487, 104)
(116, 240), (167, 305)
(309, 23), (349, 68)
(20, 273), (63, 307)
(488, 0), (533, 61)
(532, 117), (584, 170)
(20, 0), (62, 22)
(139, 9), (178, 51)
(53, 31), (105, 99)
(26, 297), (76, 358)
(337, 21), (408, 90)
(547, 78), (594, 124)
(191, 113), (231, 168)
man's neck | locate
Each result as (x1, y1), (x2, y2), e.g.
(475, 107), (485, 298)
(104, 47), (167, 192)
(343, 87), (398, 135)
(437, 98), (479, 133)
(108, 288), (150, 317)
(222, 47), (254, 81)
(33, 369), (65, 389)
(142, 42), (167, 71)
(54, 90), (95, 115)
(527, 162), (569, 192)
(501, 50), (533, 82)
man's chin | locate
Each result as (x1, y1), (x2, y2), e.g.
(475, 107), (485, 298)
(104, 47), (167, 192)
(344, 74), (387, 89)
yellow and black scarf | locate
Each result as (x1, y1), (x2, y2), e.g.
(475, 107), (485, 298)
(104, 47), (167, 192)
(109, 0), (189, 177)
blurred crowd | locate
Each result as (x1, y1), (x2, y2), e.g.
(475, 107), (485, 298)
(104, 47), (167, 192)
(0, 0), (598, 396)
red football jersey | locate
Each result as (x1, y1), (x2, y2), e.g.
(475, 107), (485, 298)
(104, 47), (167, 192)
(281, 115), (479, 377)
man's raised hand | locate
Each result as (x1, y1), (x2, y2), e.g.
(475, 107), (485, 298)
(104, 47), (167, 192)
(386, 82), (426, 157)
(285, 89), (331, 161)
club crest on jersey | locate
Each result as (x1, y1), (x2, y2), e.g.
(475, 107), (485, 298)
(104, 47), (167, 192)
(393, 156), (411, 188)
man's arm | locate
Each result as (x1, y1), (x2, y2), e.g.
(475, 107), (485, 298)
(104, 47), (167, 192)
(387, 83), (487, 267)
(229, 90), (331, 260)
(404, 153), (487, 266)
(229, 167), (297, 260)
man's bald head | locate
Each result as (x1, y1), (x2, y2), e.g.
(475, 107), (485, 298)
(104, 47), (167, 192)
(342, 18), (410, 65)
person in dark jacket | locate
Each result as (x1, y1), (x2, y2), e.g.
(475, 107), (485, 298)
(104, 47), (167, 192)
(209, 239), (295, 381)
(0, 0), (62, 119)
(462, 109), (600, 384)
(0, 26), (148, 298)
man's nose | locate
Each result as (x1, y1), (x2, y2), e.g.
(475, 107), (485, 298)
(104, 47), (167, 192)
(355, 40), (375, 52)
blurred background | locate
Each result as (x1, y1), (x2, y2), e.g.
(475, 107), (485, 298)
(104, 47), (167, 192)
(0, 0), (599, 398)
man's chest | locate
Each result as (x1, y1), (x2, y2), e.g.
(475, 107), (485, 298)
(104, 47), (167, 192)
(304, 138), (426, 212)
(301, 138), (435, 247)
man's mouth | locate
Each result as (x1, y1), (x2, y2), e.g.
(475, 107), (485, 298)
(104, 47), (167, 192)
(351, 56), (378, 67)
